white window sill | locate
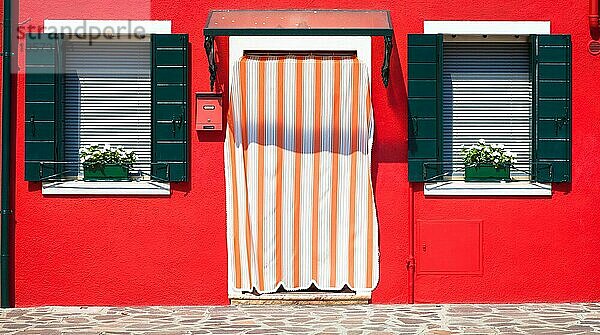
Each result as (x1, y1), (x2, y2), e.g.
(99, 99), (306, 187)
(424, 181), (552, 196)
(42, 180), (170, 196)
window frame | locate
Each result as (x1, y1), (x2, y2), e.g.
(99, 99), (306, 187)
(416, 21), (555, 196)
(61, 36), (154, 180)
(30, 20), (183, 195)
(440, 35), (534, 181)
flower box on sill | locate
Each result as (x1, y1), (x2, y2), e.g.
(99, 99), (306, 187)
(83, 164), (129, 181)
(464, 164), (510, 182)
(80, 144), (136, 182)
(461, 139), (516, 182)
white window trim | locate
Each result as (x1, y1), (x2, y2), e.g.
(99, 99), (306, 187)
(422, 21), (552, 196)
(41, 20), (171, 196)
(228, 36), (371, 298)
(43, 20), (172, 35)
(229, 36), (372, 90)
(42, 180), (170, 196)
(423, 21), (550, 35)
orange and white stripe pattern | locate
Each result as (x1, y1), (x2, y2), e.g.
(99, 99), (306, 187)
(225, 56), (378, 294)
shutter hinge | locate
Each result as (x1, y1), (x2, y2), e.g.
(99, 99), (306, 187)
(1, 209), (14, 215)
(1, 51), (15, 57)
(554, 117), (568, 135)
(406, 257), (415, 270)
(172, 114), (183, 136)
(410, 117), (419, 136)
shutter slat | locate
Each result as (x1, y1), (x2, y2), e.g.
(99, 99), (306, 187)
(442, 42), (532, 178)
(407, 34), (443, 182)
(151, 34), (189, 182)
(64, 41), (152, 177)
(533, 35), (572, 182)
(25, 33), (63, 181)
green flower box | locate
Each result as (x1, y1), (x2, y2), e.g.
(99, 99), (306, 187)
(464, 164), (510, 182)
(83, 164), (129, 181)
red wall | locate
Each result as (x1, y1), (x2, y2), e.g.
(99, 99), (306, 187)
(12, 0), (600, 306)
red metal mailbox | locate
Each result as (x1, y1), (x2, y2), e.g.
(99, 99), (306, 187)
(196, 92), (223, 130)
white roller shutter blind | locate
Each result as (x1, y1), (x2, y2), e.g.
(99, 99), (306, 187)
(64, 40), (151, 177)
(442, 41), (532, 179)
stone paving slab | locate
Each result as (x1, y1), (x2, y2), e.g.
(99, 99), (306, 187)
(1, 303), (600, 334)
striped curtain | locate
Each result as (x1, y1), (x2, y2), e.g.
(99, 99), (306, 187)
(225, 56), (378, 295)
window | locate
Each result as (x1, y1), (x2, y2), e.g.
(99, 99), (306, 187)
(64, 39), (152, 177)
(407, 33), (571, 184)
(442, 37), (532, 180)
(24, 33), (189, 185)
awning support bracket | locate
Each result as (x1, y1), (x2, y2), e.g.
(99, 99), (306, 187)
(204, 35), (217, 91)
(382, 35), (393, 87)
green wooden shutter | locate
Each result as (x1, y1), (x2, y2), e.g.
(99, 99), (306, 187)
(532, 35), (571, 183)
(151, 34), (189, 182)
(25, 33), (64, 181)
(407, 34), (443, 182)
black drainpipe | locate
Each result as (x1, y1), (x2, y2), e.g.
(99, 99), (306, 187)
(1, 0), (14, 308)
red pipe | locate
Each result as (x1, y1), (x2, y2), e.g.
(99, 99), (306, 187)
(407, 183), (415, 303)
(591, 0), (599, 31)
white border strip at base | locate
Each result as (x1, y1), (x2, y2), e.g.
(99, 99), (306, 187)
(424, 181), (552, 196)
(424, 21), (550, 35)
(42, 181), (170, 196)
(229, 292), (371, 302)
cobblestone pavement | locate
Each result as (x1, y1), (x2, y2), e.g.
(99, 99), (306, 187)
(2, 303), (600, 334)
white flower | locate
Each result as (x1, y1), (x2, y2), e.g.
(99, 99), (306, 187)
(478, 138), (486, 144)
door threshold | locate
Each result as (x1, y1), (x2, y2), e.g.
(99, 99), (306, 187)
(230, 292), (371, 305)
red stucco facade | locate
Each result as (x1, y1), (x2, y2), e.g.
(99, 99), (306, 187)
(8, 0), (600, 306)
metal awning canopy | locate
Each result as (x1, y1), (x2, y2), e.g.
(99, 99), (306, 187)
(204, 9), (393, 36)
(203, 10), (394, 89)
